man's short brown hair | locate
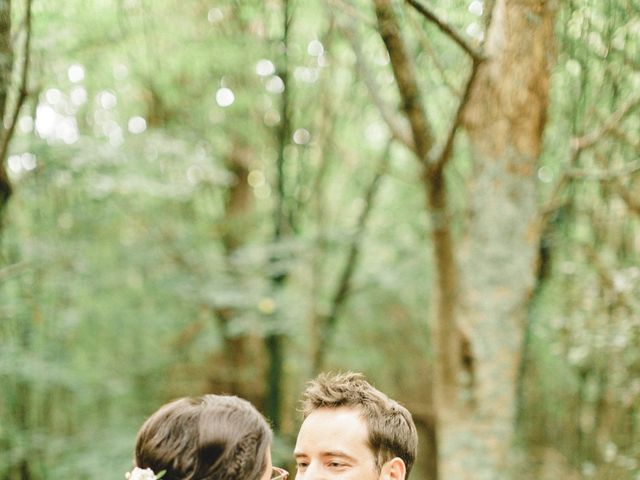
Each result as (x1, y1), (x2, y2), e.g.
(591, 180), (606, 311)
(301, 372), (418, 478)
(135, 394), (271, 480)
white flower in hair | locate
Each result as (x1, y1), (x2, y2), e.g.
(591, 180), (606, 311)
(125, 467), (165, 480)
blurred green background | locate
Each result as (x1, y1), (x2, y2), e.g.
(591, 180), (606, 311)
(0, 0), (639, 479)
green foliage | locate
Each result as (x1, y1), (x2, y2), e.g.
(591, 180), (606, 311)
(0, 0), (639, 479)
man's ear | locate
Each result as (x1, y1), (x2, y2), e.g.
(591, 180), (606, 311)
(380, 457), (406, 480)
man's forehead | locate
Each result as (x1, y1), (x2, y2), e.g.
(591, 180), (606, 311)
(296, 406), (370, 449)
(303, 405), (366, 426)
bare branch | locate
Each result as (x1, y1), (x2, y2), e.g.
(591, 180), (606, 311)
(432, 58), (482, 171)
(374, 0), (435, 165)
(571, 95), (640, 153)
(313, 141), (390, 372)
(405, 9), (461, 96)
(539, 172), (571, 228)
(405, 0), (485, 63)
(542, 95), (640, 226)
(484, 0), (497, 33)
(621, 49), (640, 72)
(583, 243), (615, 292)
(615, 181), (640, 216)
(325, 0), (377, 29)
(609, 125), (640, 151)
(339, 21), (415, 152)
(566, 160), (640, 181)
(0, 260), (30, 281)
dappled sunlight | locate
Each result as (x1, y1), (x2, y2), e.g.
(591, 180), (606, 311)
(216, 87), (235, 107)
(468, 0), (483, 17)
(307, 39), (324, 57)
(265, 75), (285, 94)
(247, 170), (265, 188)
(256, 59), (276, 77)
(127, 116), (147, 134)
(465, 22), (484, 42)
(67, 64), (85, 83)
(98, 90), (117, 110)
(36, 103), (79, 144)
(7, 153), (37, 180)
(70, 86), (88, 106)
(207, 7), (224, 24)
(292, 128), (310, 145)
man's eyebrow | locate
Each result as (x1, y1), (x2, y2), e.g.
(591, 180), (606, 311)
(321, 451), (357, 461)
(293, 450), (357, 461)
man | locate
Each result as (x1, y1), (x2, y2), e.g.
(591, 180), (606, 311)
(294, 372), (418, 480)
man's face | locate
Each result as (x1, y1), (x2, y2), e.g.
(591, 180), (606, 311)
(293, 406), (380, 480)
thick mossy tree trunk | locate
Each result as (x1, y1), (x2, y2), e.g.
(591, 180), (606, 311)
(438, 1), (556, 478)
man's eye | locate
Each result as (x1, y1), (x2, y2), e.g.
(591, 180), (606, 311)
(296, 462), (309, 469)
(328, 462), (345, 468)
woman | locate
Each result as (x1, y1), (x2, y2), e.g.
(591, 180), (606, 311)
(126, 394), (288, 480)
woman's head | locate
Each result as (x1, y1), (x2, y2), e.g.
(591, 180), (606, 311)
(134, 395), (273, 480)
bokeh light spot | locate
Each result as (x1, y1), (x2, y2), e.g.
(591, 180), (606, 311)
(266, 76), (285, 94)
(68, 64), (85, 83)
(216, 87), (235, 107)
(128, 116), (147, 134)
(256, 59), (276, 76)
(293, 128), (310, 145)
(248, 170), (265, 187)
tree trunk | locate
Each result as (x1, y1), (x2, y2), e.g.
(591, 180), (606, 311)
(0, 0), (12, 212)
(265, 0), (291, 431)
(437, 1), (556, 478)
(212, 142), (259, 403)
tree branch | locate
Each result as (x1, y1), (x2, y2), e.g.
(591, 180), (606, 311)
(539, 171), (570, 227)
(566, 160), (640, 181)
(374, 0), (435, 165)
(339, 20), (415, 152)
(0, 260), (30, 281)
(405, 7), (461, 97)
(325, 0), (378, 29)
(313, 141), (390, 373)
(614, 181), (640, 217)
(543, 93), (640, 228)
(571, 95), (640, 153)
(432, 57), (482, 171)
(405, 0), (485, 63)
(609, 125), (640, 151)
(540, 160), (640, 227)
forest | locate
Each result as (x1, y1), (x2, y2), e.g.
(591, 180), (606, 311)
(0, 0), (639, 479)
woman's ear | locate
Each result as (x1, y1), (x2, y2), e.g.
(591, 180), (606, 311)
(381, 457), (406, 480)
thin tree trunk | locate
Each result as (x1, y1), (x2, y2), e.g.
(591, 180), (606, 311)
(424, 167), (460, 405)
(0, 0), (12, 212)
(0, 0), (31, 222)
(265, 0), (291, 430)
(212, 142), (258, 402)
(373, 3), (459, 479)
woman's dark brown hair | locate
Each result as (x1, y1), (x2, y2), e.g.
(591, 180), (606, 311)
(134, 395), (272, 480)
